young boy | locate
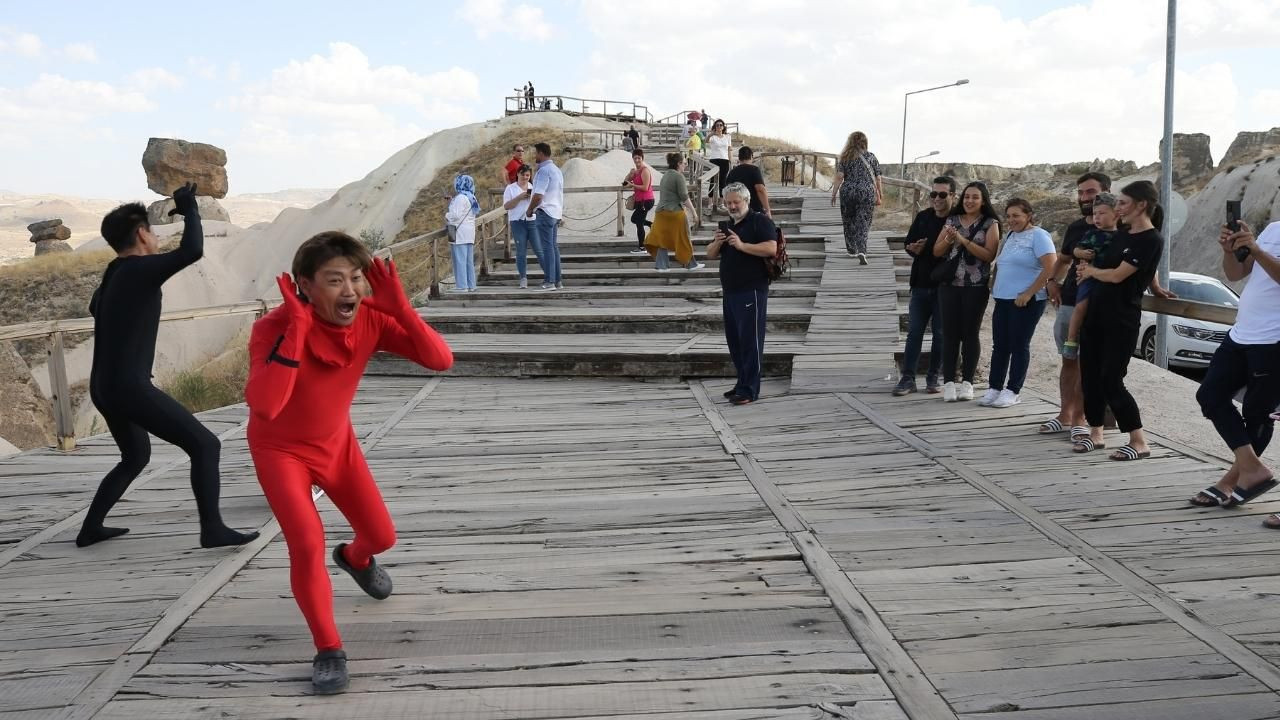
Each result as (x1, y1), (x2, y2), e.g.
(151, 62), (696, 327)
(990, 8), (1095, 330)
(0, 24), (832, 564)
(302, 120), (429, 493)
(80, 182), (259, 549)
(1061, 193), (1119, 359)
(244, 232), (452, 694)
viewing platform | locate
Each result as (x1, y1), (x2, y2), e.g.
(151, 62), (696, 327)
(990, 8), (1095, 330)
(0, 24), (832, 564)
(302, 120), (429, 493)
(4, 185), (1280, 719)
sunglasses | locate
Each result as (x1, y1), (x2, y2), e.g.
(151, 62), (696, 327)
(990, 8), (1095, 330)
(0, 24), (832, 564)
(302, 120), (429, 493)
(929, 191), (951, 199)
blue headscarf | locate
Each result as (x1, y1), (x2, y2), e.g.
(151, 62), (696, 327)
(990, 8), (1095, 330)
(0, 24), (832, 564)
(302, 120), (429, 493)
(454, 174), (480, 214)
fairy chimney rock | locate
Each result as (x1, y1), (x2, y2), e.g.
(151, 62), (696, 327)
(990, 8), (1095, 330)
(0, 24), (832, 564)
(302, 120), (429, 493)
(1160, 133), (1214, 193)
(1219, 128), (1280, 170)
(142, 138), (229, 199)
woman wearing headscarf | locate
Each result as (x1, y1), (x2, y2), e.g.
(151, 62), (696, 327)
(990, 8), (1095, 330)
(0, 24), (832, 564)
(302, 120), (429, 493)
(831, 131), (883, 264)
(446, 174), (479, 292)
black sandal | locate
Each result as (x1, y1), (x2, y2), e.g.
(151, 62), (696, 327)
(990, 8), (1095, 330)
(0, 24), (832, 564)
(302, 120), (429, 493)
(1224, 477), (1278, 507)
(1189, 486), (1229, 507)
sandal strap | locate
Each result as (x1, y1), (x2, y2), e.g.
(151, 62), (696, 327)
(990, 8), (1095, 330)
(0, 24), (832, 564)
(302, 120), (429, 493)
(1039, 418), (1064, 433)
(1113, 445), (1139, 460)
(1073, 438), (1095, 451)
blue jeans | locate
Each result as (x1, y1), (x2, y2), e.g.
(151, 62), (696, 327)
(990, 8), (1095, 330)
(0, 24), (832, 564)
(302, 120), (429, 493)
(988, 298), (1046, 393)
(450, 242), (475, 290)
(533, 210), (561, 284)
(723, 288), (768, 401)
(510, 220), (545, 279)
(901, 287), (942, 383)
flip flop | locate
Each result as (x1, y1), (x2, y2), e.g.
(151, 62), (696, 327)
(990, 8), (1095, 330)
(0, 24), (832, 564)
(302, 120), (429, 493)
(1110, 445), (1151, 461)
(1069, 426), (1090, 441)
(1189, 486), (1229, 507)
(1072, 437), (1104, 453)
(1263, 514), (1280, 529)
(1039, 418), (1065, 434)
(1224, 477), (1278, 507)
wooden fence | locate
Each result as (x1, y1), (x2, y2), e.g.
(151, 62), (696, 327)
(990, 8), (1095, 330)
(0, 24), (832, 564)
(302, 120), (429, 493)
(504, 95), (652, 122)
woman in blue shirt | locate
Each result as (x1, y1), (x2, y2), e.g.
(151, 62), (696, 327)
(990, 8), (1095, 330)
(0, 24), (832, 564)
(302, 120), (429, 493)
(980, 198), (1057, 408)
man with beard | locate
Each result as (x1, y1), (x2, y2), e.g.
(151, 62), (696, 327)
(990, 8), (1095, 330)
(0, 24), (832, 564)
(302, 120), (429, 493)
(705, 182), (778, 405)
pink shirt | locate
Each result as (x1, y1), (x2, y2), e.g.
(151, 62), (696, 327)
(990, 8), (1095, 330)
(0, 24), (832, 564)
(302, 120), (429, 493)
(629, 165), (655, 202)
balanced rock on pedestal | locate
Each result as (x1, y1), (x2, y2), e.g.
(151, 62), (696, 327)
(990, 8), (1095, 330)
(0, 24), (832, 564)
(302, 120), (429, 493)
(146, 196), (231, 226)
(27, 218), (73, 255)
(142, 138), (229, 199)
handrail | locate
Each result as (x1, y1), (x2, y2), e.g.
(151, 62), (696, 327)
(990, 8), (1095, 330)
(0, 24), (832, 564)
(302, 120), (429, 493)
(1142, 296), (1238, 325)
(652, 111), (739, 134)
(504, 95), (652, 123)
(749, 150), (929, 210)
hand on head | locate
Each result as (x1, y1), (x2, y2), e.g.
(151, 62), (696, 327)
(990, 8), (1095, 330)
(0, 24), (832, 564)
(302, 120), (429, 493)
(276, 273), (311, 324)
(361, 257), (412, 316)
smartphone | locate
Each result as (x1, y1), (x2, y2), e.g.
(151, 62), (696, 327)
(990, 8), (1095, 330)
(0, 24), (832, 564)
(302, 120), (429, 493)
(1227, 200), (1250, 261)
(717, 220), (730, 234)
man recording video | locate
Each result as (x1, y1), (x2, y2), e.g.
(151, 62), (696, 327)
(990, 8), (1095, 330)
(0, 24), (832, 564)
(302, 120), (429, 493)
(1190, 214), (1280, 522)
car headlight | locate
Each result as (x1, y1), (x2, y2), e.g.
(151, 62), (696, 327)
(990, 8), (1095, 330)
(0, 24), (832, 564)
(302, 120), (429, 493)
(1173, 324), (1217, 341)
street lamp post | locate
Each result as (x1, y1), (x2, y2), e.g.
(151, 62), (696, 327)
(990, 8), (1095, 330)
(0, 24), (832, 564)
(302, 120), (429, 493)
(912, 151), (940, 182)
(901, 80), (968, 179)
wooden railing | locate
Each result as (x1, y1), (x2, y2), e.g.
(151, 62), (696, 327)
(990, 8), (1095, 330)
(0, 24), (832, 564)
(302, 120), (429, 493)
(504, 95), (652, 122)
(1142, 296), (1238, 325)
(652, 111), (739, 134)
(752, 151), (928, 211)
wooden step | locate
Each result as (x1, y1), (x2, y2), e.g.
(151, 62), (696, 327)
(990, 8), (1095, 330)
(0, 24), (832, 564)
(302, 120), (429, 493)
(425, 306), (812, 334)
(491, 250), (827, 269)
(481, 267), (823, 286)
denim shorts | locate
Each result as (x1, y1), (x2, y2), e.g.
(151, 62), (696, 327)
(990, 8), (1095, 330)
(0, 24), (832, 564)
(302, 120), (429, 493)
(1054, 304), (1074, 354)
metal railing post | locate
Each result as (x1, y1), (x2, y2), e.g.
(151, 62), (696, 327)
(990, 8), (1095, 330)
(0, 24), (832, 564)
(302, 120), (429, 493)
(47, 331), (76, 451)
(478, 219), (489, 279)
(429, 237), (442, 300)
(616, 187), (625, 237)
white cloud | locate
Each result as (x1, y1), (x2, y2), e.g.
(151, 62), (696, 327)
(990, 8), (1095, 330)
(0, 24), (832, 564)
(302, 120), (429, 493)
(1248, 90), (1280, 121)
(0, 74), (153, 152)
(0, 29), (42, 57)
(577, 0), (1278, 168)
(221, 42), (481, 189)
(127, 67), (184, 92)
(456, 0), (552, 41)
(62, 43), (98, 63)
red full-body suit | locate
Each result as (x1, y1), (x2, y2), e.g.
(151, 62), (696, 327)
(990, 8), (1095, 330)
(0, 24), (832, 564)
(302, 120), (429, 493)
(245, 267), (451, 651)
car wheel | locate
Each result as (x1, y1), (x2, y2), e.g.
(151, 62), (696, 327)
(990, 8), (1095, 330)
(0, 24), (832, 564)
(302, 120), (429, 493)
(1141, 328), (1157, 364)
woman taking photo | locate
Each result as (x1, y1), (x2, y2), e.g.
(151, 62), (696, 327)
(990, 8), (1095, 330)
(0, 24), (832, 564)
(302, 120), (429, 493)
(831, 131), (883, 264)
(622, 149), (656, 255)
(644, 152), (705, 272)
(980, 198), (1056, 408)
(705, 119), (732, 212)
(446, 174), (479, 292)
(1073, 180), (1165, 460)
(933, 181), (1000, 402)
(503, 164), (547, 288)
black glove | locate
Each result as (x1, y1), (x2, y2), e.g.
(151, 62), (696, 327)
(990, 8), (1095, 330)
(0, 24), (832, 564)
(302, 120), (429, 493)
(168, 182), (200, 217)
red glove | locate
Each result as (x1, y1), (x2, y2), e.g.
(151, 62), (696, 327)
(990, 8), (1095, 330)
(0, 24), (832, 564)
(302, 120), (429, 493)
(361, 258), (414, 317)
(276, 273), (313, 328)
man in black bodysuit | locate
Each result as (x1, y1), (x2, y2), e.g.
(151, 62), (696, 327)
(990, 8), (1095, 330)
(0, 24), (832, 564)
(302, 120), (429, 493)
(78, 182), (259, 549)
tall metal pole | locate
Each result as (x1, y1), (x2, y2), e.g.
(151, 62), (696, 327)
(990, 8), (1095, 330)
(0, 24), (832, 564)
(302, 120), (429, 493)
(1154, 0), (1176, 369)
(899, 80), (968, 180)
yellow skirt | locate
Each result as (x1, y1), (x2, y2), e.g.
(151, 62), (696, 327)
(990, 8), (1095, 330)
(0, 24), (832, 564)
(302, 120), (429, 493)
(644, 209), (693, 265)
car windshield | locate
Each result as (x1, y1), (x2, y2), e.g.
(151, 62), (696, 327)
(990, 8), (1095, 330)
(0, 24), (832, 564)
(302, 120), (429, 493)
(1170, 278), (1239, 307)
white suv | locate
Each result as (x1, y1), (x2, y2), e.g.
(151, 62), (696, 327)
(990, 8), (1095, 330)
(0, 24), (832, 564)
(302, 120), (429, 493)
(1136, 272), (1239, 368)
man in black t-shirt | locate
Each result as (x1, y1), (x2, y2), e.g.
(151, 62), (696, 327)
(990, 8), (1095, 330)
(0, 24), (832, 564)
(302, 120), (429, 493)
(724, 146), (771, 217)
(894, 176), (955, 396)
(706, 181), (778, 405)
(1041, 172), (1109, 436)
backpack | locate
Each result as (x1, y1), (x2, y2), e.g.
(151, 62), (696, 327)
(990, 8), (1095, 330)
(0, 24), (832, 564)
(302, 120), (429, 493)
(764, 226), (789, 281)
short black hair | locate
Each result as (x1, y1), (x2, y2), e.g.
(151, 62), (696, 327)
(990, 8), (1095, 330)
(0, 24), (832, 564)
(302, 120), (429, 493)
(100, 202), (149, 253)
(533, 142), (552, 157)
(737, 146), (753, 161)
(1076, 171), (1111, 191)
(292, 231), (373, 288)
(932, 176), (957, 193)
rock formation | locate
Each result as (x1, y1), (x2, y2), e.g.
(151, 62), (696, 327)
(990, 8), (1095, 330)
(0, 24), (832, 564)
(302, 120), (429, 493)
(0, 340), (57, 449)
(142, 138), (229, 198)
(1219, 128), (1280, 171)
(1160, 133), (1214, 193)
(28, 219), (72, 255)
(146, 196), (231, 225)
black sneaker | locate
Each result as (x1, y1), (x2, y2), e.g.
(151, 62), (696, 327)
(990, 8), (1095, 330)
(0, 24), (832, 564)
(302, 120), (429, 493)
(312, 649), (349, 695)
(723, 389), (737, 399)
(333, 543), (393, 600)
(892, 378), (917, 397)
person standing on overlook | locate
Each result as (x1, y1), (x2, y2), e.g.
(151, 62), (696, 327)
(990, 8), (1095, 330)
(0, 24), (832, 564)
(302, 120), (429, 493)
(892, 176), (955, 396)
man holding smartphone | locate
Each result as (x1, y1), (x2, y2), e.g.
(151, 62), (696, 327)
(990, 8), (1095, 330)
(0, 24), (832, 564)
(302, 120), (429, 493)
(1191, 217), (1280, 520)
(706, 182), (777, 405)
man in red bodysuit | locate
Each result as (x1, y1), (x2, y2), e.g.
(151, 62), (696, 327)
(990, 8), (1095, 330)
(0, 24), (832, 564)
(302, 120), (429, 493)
(244, 231), (452, 694)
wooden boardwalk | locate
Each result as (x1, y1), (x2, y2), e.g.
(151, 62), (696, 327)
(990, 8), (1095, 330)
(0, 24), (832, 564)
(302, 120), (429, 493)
(4, 188), (1280, 719)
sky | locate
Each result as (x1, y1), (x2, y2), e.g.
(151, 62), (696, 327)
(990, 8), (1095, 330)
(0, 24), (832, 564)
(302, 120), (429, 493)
(1, 0), (1278, 199)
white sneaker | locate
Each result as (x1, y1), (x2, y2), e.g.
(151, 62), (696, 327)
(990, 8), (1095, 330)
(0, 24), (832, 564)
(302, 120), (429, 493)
(518, 277), (527, 289)
(555, 282), (564, 289)
(958, 381), (974, 401)
(688, 262), (706, 271)
(857, 252), (868, 265)
(656, 267), (671, 272)
(629, 248), (649, 255)
(942, 382), (957, 402)
(977, 388), (1000, 406)
(991, 389), (1020, 408)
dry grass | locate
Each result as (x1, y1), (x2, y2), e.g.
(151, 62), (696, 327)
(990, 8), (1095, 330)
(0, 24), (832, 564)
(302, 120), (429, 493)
(161, 328), (250, 413)
(735, 133), (836, 181)
(393, 126), (602, 298)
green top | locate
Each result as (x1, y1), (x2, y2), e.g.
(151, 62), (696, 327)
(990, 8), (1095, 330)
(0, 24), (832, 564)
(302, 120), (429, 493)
(657, 169), (688, 212)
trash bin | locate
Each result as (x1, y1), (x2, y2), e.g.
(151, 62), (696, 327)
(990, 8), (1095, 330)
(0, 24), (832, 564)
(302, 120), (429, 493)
(780, 156), (796, 186)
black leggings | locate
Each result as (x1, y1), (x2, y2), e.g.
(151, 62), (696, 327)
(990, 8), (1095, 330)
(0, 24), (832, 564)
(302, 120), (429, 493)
(939, 284), (989, 383)
(1196, 336), (1280, 454)
(1079, 313), (1143, 432)
(631, 200), (654, 247)
(711, 159), (730, 196)
(85, 384), (227, 530)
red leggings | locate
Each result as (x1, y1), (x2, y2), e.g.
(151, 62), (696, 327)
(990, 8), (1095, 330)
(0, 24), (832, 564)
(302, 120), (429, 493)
(250, 427), (395, 651)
